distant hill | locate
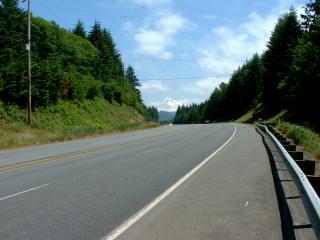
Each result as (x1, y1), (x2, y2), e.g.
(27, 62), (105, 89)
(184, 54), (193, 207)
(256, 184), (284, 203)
(159, 111), (176, 123)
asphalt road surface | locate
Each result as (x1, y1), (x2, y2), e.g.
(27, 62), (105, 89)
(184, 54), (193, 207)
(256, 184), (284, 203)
(0, 123), (282, 240)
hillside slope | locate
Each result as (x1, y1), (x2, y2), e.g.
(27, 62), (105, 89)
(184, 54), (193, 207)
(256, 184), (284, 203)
(0, 98), (155, 149)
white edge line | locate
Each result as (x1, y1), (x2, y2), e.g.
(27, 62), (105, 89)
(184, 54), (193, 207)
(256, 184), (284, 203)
(0, 183), (50, 201)
(103, 125), (237, 240)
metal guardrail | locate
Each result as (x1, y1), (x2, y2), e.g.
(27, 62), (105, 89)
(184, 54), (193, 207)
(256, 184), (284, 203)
(258, 123), (320, 238)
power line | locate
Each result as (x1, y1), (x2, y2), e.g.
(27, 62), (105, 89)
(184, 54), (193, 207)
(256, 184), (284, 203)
(126, 58), (244, 63)
(141, 75), (231, 81)
(35, 0), (70, 28)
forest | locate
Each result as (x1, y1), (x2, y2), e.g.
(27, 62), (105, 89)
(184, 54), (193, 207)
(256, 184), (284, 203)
(174, 0), (320, 132)
(0, 0), (159, 123)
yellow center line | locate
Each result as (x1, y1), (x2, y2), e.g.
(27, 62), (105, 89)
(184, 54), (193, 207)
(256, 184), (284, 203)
(0, 126), (196, 174)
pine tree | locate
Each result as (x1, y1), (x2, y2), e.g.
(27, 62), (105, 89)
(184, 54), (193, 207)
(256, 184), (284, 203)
(261, 9), (302, 114)
(88, 22), (124, 84)
(301, 0), (320, 31)
(73, 20), (86, 38)
(147, 106), (159, 122)
(88, 21), (103, 49)
(0, 0), (27, 105)
(285, 1), (320, 130)
(125, 65), (141, 101)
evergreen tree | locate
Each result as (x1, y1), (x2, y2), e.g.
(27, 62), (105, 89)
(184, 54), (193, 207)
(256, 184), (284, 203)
(204, 83), (227, 122)
(101, 28), (124, 83)
(73, 20), (86, 38)
(88, 21), (103, 49)
(147, 106), (159, 122)
(125, 65), (141, 101)
(0, 0), (27, 105)
(301, 0), (320, 31)
(173, 103), (203, 124)
(285, 1), (320, 130)
(88, 22), (124, 84)
(261, 9), (302, 114)
(0, 1), (146, 118)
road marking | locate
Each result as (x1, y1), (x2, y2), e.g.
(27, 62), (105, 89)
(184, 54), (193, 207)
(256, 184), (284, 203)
(103, 125), (237, 240)
(139, 148), (157, 155)
(0, 127), (195, 174)
(245, 201), (249, 207)
(0, 183), (50, 201)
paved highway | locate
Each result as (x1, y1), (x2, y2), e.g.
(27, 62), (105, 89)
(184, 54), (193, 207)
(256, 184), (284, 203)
(0, 123), (281, 239)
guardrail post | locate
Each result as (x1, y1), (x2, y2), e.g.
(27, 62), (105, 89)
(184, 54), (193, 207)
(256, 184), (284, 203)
(288, 151), (304, 160)
(280, 140), (291, 145)
(283, 144), (296, 151)
(308, 176), (320, 197)
(295, 160), (316, 175)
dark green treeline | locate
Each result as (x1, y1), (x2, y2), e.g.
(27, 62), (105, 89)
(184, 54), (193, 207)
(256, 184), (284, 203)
(174, 1), (320, 131)
(0, 0), (149, 118)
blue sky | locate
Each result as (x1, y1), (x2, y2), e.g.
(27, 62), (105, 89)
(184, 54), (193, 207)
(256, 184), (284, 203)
(23, 0), (306, 111)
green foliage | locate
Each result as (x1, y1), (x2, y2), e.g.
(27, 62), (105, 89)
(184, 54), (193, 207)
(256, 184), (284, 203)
(261, 9), (302, 113)
(146, 106), (159, 122)
(0, 0), (27, 106)
(175, 53), (265, 124)
(72, 20), (86, 38)
(223, 54), (264, 119)
(101, 80), (123, 103)
(301, 0), (320, 31)
(126, 65), (142, 101)
(88, 22), (124, 84)
(284, 26), (320, 130)
(173, 103), (205, 124)
(282, 1), (320, 131)
(86, 85), (101, 100)
(277, 122), (320, 159)
(0, 99), (150, 149)
(0, 1), (146, 122)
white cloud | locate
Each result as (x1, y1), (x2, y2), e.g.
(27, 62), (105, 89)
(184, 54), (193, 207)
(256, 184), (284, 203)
(134, 29), (173, 59)
(198, 48), (241, 75)
(141, 80), (169, 92)
(133, 11), (190, 59)
(197, 0), (303, 75)
(150, 97), (198, 111)
(130, 0), (171, 7)
(180, 76), (229, 96)
(155, 13), (186, 34)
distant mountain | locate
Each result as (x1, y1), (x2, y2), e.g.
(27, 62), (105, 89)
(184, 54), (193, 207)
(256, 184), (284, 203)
(159, 111), (176, 123)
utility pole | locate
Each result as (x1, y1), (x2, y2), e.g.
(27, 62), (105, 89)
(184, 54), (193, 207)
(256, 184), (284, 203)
(27, 0), (32, 126)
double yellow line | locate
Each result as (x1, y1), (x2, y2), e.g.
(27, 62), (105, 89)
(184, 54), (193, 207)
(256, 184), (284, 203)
(0, 126), (195, 174)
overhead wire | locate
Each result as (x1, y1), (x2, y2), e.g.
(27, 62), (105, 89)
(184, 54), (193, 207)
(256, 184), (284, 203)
(0, 5), (299, 84)
(34, 0), (70, 28)
(140, 75), (231, 81)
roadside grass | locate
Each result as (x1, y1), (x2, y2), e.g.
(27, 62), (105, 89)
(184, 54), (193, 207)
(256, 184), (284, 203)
(235, 109), (255, 123)
(0, 98), (157, 150)
(235, 106), (320, 161)
(276, 122), (320, 161)
(235, 103), (263, 123)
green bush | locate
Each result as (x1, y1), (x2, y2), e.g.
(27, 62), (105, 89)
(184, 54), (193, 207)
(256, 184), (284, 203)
(101, 81), (123, 103)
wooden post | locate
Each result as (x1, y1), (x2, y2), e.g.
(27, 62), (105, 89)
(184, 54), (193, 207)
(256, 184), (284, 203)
(27, 0), (32, 126)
